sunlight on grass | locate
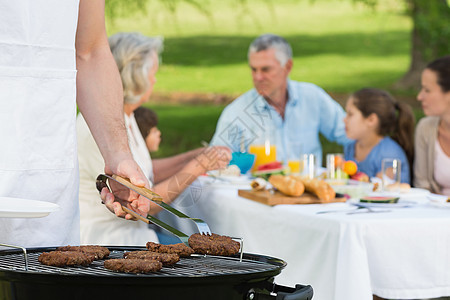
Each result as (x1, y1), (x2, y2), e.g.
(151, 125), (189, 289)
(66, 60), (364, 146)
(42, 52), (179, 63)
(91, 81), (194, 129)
(107, 0), (411, 95)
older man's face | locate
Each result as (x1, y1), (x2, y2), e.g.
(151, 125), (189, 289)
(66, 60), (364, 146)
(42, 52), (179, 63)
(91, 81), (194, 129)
(249, 48), (291, 100)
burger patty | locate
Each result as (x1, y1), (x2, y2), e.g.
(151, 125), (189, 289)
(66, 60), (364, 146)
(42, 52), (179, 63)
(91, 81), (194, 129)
(38, 251), (95, 267)
(123, 251), (180, 266)
(104, 259), (162, 274)
(188, 233), (240, 256)
(56, 245), (110, 260)
(146, 242), (194, 258)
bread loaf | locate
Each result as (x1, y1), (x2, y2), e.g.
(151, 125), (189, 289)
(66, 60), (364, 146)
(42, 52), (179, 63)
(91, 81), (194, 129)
(268, 175), (305, 197)
(292, 176), (335, 202)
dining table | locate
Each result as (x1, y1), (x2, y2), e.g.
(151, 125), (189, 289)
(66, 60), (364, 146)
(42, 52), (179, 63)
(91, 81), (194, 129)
(156, 175), (450, 300)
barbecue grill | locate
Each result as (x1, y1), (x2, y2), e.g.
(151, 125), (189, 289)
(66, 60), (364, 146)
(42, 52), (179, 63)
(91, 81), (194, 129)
(0, 246), (313, 300)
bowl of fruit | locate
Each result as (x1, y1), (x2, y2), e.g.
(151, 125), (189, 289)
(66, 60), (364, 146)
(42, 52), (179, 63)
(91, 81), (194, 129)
(325, 159), (373, 199)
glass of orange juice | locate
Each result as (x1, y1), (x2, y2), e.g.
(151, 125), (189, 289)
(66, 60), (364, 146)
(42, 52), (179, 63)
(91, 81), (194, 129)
(248, 143), (277, 171)
(287, 159), (301, 175)
(286, 144), (304, 175)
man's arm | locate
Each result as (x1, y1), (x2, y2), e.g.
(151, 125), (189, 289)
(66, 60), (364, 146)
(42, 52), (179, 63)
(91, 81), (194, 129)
(316, 87), (349, 146)
(75, 0), (150, 218)
(209, 106), (241, 152)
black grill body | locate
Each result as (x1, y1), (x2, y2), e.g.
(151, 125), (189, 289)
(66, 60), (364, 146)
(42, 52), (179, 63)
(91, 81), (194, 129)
(0, 246), (313, 300)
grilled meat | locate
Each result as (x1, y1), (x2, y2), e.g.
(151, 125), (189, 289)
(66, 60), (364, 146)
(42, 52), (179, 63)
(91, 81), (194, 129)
(38, 251), (95, 267)
(146, 242), (194, 258)
(104, 258), (162, 274)
(188, 233), (240, 256)
(123, 250), (180, 266)
(56, 245), (110, 260)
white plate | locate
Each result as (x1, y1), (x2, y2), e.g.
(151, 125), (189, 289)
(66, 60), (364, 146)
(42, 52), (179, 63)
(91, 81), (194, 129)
(430, 201), (450, 209)
(428, 193), (450, 209)
(368, 188), (430, 198)
(403, 188), (430, 197)
(0, 197), (60, 218)
(427, 193), (448, 202)
(206, 171), (251, 184)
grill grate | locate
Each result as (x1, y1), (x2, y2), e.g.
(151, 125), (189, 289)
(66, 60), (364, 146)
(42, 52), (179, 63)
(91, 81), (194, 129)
(0, 249), (278, 277)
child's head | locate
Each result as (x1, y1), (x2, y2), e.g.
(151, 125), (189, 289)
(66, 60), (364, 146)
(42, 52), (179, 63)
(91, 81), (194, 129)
(345, 87), (415, 168)
(345, 88), (397, 139)
(134, 106), (161, 152)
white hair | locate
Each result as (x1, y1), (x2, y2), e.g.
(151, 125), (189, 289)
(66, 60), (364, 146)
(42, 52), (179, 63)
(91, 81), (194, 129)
(248, 33), (292, 67)
(108, 32), (164, 104)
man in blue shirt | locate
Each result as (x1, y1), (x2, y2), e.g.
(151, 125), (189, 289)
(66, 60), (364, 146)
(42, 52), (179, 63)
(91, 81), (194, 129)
(210, 34), (349, 167)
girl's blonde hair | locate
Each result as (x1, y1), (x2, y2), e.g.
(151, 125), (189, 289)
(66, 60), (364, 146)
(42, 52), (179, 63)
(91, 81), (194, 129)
(108, 32), (163, 104)
(351, 88), (415, 172)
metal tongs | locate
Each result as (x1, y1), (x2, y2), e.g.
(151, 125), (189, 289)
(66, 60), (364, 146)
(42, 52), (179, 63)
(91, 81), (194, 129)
(96, 174), (211, 246)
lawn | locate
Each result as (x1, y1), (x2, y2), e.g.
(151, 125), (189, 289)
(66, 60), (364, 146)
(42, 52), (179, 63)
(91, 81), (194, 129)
(108, 0), (423, 162)
(146, 103), (226, 158)
(108, 0), (412, 95)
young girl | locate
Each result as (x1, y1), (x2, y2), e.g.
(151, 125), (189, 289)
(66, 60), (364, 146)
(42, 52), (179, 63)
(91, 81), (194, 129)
(343, 88), (415, 183)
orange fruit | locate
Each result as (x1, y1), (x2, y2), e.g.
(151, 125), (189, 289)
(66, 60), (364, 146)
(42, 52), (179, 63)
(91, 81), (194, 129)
(343, 160), (358, 176)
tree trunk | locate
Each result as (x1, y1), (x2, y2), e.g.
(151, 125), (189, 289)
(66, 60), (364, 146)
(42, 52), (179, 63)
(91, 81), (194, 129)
(393, 0), (450, 91)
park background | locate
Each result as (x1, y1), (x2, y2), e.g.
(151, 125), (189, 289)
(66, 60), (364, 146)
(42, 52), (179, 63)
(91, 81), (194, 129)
(104, 0), (449, 163)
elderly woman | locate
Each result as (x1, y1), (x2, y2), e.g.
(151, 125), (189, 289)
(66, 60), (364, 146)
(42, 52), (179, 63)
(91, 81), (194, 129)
(414, 55), (450, 196)
(77, 32), (231, 246)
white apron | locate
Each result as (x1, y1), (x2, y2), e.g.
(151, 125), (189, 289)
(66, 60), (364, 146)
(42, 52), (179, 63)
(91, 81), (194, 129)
(0, 0), (80, 247)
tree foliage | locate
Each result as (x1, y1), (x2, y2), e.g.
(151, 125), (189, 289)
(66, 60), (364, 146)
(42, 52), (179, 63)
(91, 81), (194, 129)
(407, 0), (450, 61)
(354, 0), (449, 89)
(105, 0), (148, 20)
(105, 0), (212, 21)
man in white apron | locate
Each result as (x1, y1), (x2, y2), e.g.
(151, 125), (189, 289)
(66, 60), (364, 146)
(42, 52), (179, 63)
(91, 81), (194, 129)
(0, 0), (149, 248)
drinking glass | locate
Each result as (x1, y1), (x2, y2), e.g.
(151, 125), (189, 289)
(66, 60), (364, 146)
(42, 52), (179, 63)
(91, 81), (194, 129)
(300, 153), (316, 179)
(248, 125), (277, 171)
(326, 153), (345, 182)
(381, 158), (401, 192)
(287, 144), (303, 175)
(248, 144), (277, 171)
(287, 159), (301, 175)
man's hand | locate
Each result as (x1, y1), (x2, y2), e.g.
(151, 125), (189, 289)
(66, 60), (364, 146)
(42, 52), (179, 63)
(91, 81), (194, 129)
(101, 153), (151, 220)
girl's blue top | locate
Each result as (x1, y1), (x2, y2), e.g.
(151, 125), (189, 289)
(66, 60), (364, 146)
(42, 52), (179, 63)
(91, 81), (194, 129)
(344, 136), (410, 183)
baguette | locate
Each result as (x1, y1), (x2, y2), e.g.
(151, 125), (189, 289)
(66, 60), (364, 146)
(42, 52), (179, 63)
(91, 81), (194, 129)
(292, 176), (335, 202)
(268, 175), (305, 197)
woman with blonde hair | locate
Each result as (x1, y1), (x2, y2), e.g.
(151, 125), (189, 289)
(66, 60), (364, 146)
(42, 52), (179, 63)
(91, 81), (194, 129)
(77, 32), (231, 246)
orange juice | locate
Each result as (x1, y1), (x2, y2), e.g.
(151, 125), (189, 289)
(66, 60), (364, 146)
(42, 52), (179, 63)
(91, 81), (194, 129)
(287, 160), (300, 174)
(248, 144), (277, 171)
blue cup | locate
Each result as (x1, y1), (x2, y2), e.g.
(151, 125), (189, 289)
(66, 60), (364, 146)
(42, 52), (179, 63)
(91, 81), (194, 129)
(229, 152), (256, 174)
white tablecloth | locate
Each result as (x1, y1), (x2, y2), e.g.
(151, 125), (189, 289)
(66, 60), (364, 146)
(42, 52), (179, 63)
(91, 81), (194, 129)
(157, 176), (450, 300)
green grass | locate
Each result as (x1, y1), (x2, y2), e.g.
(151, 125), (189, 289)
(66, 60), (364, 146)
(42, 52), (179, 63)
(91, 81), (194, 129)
(107, 0), (412, 95)
(144, 103), (226, 158)
(107, 0), (421, 159)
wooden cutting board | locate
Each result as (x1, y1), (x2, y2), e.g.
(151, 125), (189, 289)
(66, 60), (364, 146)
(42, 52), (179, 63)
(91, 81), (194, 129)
(238, 189), (346, 206)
